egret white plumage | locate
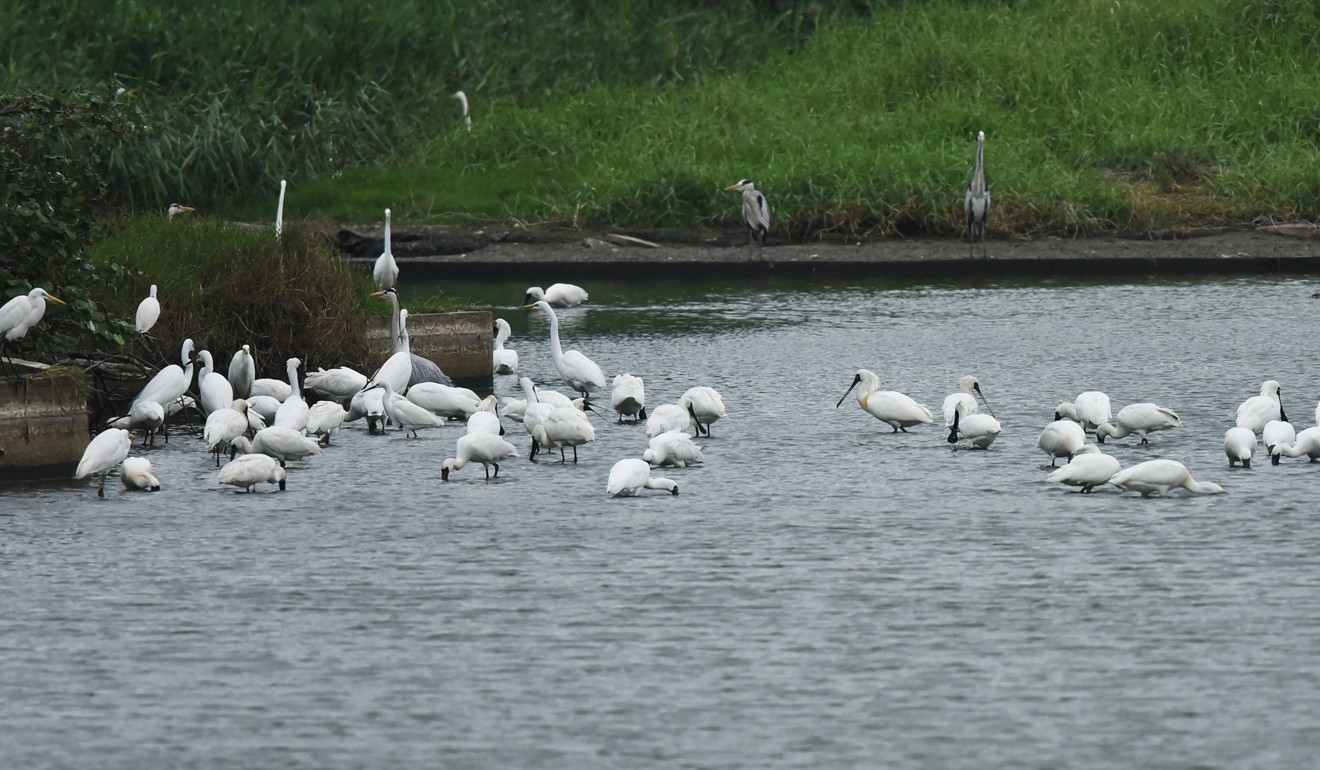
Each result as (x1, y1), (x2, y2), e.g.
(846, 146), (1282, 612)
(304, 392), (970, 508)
(1236, 380), (1286, 433)
(453, 90), (472, 132)
(227, 344), (255, 399)
(525, 299), (607, 397)
(273, 357), (309, 432)
(275, 179), (287, 240)
(250, 373), (292, 402)
(492, 317), (519, 374)
(230, 426), (322, 466)
(942, 375), (994, 427)
(607, 458), (679, 497)
(1045, 444), (1121, 493)
(517, 376), (556, 459)
(1095, 403), (1181, 445)
(466, 409), (504, 436)
(946, 402), (1001, 449)
(724, 179), (769, 248)
(120, 456), (161, 491)
(531, 404), (596, 463)
(1270, 426), (1320, 464)
(245, 394), (281, 425)
(373, 208), (399, 290)
(375, 381), (445, 437)
(1263, 419), (1296, 454)
(109, 399), (165, 446)
(204, 399), (251, 465)
(441, 432), (519, 481)
(406, 381), (483, 419)
(1074, 391), (1112, 431)
(643, 430), (705, 468)
(1037, 419), (1087, 466)
(303, 366), (367, 403)
(306, 400), (347, 445)
(522, 283), (588, 308)
(645, 403), (692, 438)
(371, 288), (454, 387)
(1109, 459), (1224, 497)
(74, 428), (132, 497)
(346, 386), (386, 433)
(1224, 426), (1257, 468)
(196, 350), (235, 416)
(1, 288), (66, 372)
(965, 130), (990, 258)
(836, 369), (933, 433)
(218, 453), (287, 492)
(611, 373), (646, 423)
(131, 338), (196, 439)
(135, 284), (160, 334)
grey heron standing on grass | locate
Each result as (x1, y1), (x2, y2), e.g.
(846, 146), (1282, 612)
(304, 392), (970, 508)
(965, 130), (990, 258)
(724, 179), (769, 248)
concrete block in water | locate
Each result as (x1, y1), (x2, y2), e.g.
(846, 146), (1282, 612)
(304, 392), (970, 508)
(1, 366), (91, 484)
(364, 311), (493, 389)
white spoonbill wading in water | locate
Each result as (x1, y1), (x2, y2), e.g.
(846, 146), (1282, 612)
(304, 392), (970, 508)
(525, 299), (607, 397)
(531, 404), (597, 463)
(441, 432), (519, 480)
(307, 400), (347, 445)
(1263, 419), (1296, 454)
(205, 399), (252, 465)
(1095, 403), (1181, 445)
(1045, 444), (1121, 493)
(75, 428), (132, 497)
(942, 375), (994, 428)
(135, 284), (160, 334)
(611, 373), (646, 423)
(109, 399), (165, 446)
(230, 426), (322, 467)
(522, 283), (588, 308)
(273, 357), (309, 433)
(680, 386), (726, 437)
(1109, 459), (1224, 497)
(965, 130), (990, 258)
(643, 430), (705, 468)
(607, 458), (679, 497)
(1236, 379), (1286, 433)
(373, 208), (398, 290)
(218, 453), (287, 492)
(946, 402), (1001, 449)
(1270, 426), (1320, 465)
(646, 403), (693, 438)
(1037, 419), (1087, 466)
(121, 457), (161, 491)
(304, 366), (368, 403)
(724, 179), (770, 248)
(836, 369), (933, 433)
(1224, 426), (1257, 468)
(1073, 391), (1112, 432)
(374, 381), (445, 437)
(492, 318), (519, 374)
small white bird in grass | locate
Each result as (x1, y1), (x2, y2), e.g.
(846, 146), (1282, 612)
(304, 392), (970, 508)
(680, 386), (726, 437)
(965, 130), (990, 258)
(646, 403), (693, 438)
(230, 426), (323, 467)
(836, 369), (932, 433)
(441, 432), (519, 481)
(1236, 380), (1287, 433)
(275, 179), (287, 240)
(120, 457), (160, 491)
(204, 399), (252, 465)
(135, 285), (160, 334)
(1045, 444), (1121, 493)
(1037, 419), (1087, 466)
(373, 208), (399, 290)
(376, 381), (445, 437)
(1096, 403), (1181, 445)
(946, 402), (1001, 449)
(306, 400), (347, 445)
(607, 458), (679, 497)
(273, 357), (309, 433)
(75, 428), (132, 497)
(723, 179), (770, 248)
(110, 399), (165, 446)
(525, 299), (607, 397)
(643, 430), (704, 468)
(492, 317), (519, 374)
(227, 344), (255, 399)
(304, 366), (367, 403)
(1262, 419), (1297, 455)
(1073, 391), (1112, 432)
(1224, 426), (1257, 468)
(1109, 459), (1224, 497)
(531, 404), (596, 463)
(453, 90), (472, 132)
(522, 283), (588, 308)
(218, 453), (287, 493)
(1270, 426), (1320, 465)
(611, 373), (646, 423)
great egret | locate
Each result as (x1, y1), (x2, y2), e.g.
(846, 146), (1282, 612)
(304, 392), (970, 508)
(131, 338), (196, 439)
(1262, 419), (1296, 455)
(724, 179), (769, 248)
(167, 203), (195, 219)
(1095, 403), (1181, 445)
(493, 318), (519, 374)
(1236, 380), (1286, 433)
(531, 404), (596, 463)
(610, 373), (646, 422)
(1073, 391), (1112, 432)
(230, 426), (322, 466)
(946, 402), (1001, 449)
(74, 428), (132, 497)
(204, 399), (252, 465)
(645, 403), (693, 438)
(196, 350), (235, 416)
(373, 208), (399, 290)
(227, 344), (255, 399)
(218, 453), (287, 492)
(135, 285), (160, 334)
(643, 430), (704, 468)
(1037, 419), (1087, 466)
(607, 458), (679, 497)
(121, 457), (161, 491)
(1045, 444), (1121, 493)
(374, 381), (445, 437)
(836, 369), (932, 433)
(1, 288), (66, 374)
(1109, 459), (1224, 497)
(1270, 426), (1320, 464)
(371, 288), (454, 387)
(1224, 427), (1257, 468)
(525, 299), (606, 397)
(679, 386), (726, 437)
(965, 130), (990, 258)
(273, 357), (309, 432)
(942, 375), (994, 428)
(306, 401), (347, 445)
(522, 284), (589, 308)
(453, 90), (472, 132)
(442, 432), (519, 481)
(275, 179), (287, 240)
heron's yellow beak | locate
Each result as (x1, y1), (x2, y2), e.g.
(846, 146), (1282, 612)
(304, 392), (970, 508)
(520, 302), (536, 309)
(46, 294), (66, 305)
(370, 289), (386, 297)
(723, 184), (739, 191)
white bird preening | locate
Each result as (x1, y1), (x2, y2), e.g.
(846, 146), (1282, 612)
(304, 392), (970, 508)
(374, 381), (445, 437)
(836, 369), (933, 433)
(724, 178), (770, 248)
(1045, 444), (1121, 493)
(1224, 426), (1257, 468)
(1037, 418), (1087, 466)
(204, 399), (251, 465)
(643, 430), (704, 468)
(942, 375), (993, 426)
(218, 453), (287, 492)
(306, 400), (347, 445)
(1096, 403), (1181, 445)
(135, 285), (160, 334)
(453, 90), (472, 132)
(1, 288), (66, 374)
(965, 130), (990, 258)
(1271, 426), (1320, 465)
(1109, 459), (1224, 497)
(1236, 380), (1286, 433)
(525, 299), (606, 397)
(679, 386), (726, 437)
(166, 203), (195, 219)
(441, 432), (519, 481)
(522, 283), (589, 308)
(227, 344), (255, 399)
(406, 381), (484, 419)
(492, 317), (519, 374)
(607, 458), (679, 497)
(303, 366), (368, 404)
(74, 428), (132, 497)
(645, 403), (693, 438)
(373, 208), (399, 290)
(275, 179), (287, 240)
(110, 399), (165, 446)
(611, 373), (646, 423)
(120, 456), (161, 492)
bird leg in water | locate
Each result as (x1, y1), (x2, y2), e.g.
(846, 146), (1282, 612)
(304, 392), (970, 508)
(98, 472), (108, 498)
(491, 462), (500, 479)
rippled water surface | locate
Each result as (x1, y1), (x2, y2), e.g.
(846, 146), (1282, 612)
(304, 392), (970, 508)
(4, 275), (1320, 769)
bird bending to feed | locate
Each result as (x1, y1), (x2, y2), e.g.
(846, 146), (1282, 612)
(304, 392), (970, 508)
(204, 399), (252, 465)
(307, 401), (347, 445)
(1045, 444), (1121, 493)
(75, 428), (132, 497)
(1270, 426), (1320, 464)
(109, 399), (165, 446)
(1224, 426), (1257, 468)
(611, 373), (646, 422)
(492, 318), (519, 374)
(1073, 391), (1112, 432)
(218, 453), (287, 492)
(1, 288), (66, 373)
(522, 283), (588, 308)
(1095, 403), (1181, 444)
(167, 203), (195, 219)
(1262, 419), (1296, 455)
(375, 381), (445, 437)
(229, 426), (322, 467)
(946, 402), (1001, 449)
(646, 403), (693, 438)
(679, 386), (726, 437)
(135, 284), (160, 334)
(441, 432), (518, 480)
(643, 430), (704, 467)
(453, 90), (472, 132)
(120, 457), (161, 491)
(607, 458), (679, 497)
(373, 208), (398, 290)
(836, 369), (932, 433)
(525, 299), (606, 397)
(1236, 379), (1286, 433)
(724, 179), (770, 248)
(1037, 419), (1087, 466)
(227, 344), (255, 399)
(1109, 459), (1224, 497)
(965, 130), (990, 258)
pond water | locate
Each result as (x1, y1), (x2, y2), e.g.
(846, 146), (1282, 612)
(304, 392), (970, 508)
(3, 274), (1320, 769)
